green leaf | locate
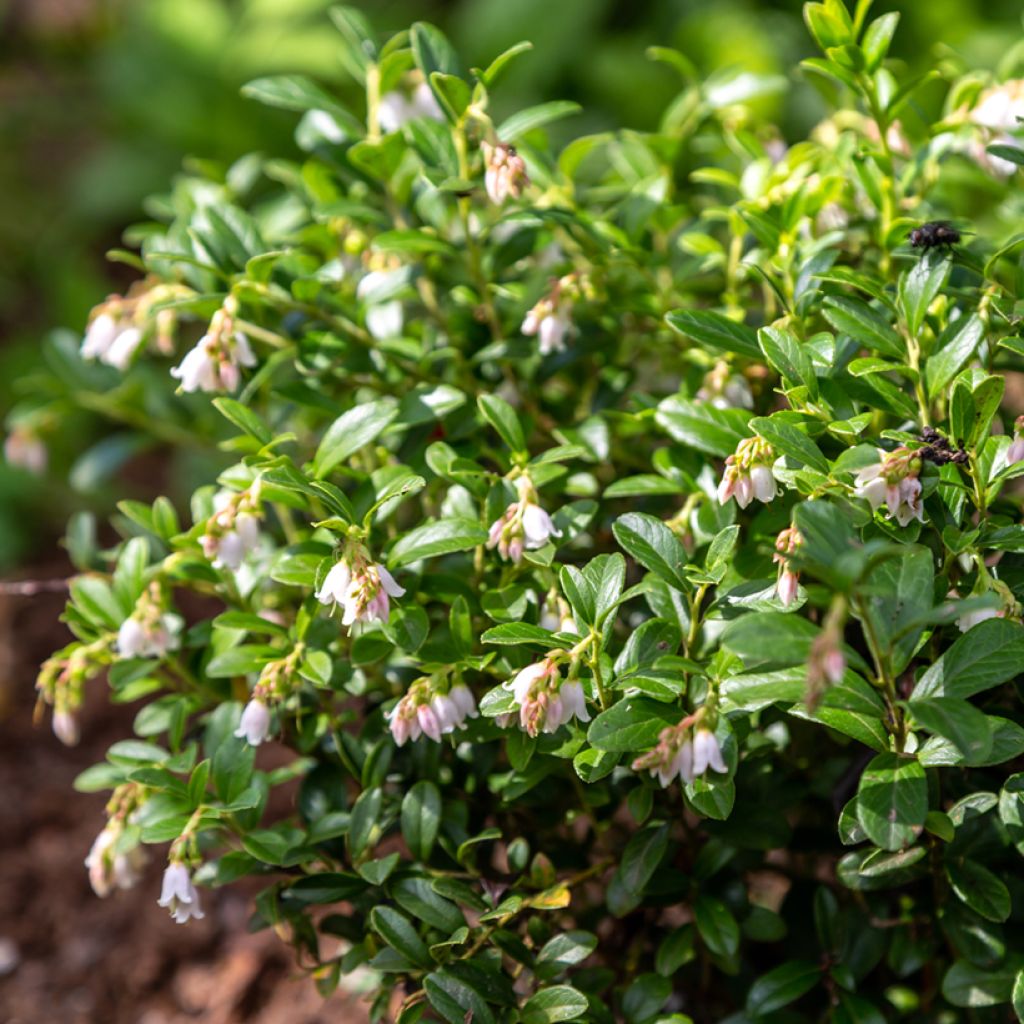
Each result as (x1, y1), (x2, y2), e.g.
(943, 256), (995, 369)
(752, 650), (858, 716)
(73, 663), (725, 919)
(745, 960), (821, 1015)
(913, 618), (1024, 699)
(907, 696), (993, 762)
(241, 75), (361, 136)
(613, 512), (690, 593)
(860, 545), (934, 675)
(521, 985), (589, 1024)
(348, 786), (382, 857)
(987, 143), (1024, 167)
(424, 970), (496, 1024)
(497, 101), (582, 141)
(588, 697), (681, 753)
(656, 396), (751, 457)
(665, 309), (761, 358)
(213, 397), (273, 445)
(856, 754), (927, 851)
(925, 314), (985, 399)
(313, 398), (399, 478)
(401, 780), (442, 860)
(750, 415), (828, 473)
(758, 325), (818, 397)
(693, 894), (740, 958)
(947, 859), (1011, 923)
(822, 295), (904, 359)
(536, 931), (598, 977)
(478, 393), (526, 453)
(371, 906), (433, 969)
(942, 959), (1021, 1008)
(394, 878), (466, 934)
(898, 250), (950, 339)
(389, 518), (489, 568)
(481, 622), (563, 648)
(862, 11), (899, 70)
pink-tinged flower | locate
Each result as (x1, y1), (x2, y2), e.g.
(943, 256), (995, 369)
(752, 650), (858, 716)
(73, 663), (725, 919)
(171, 297), (256, 393)
(81, 307), (146, 369)
(692, 728), (728, 776)
(85, 822), (147, 898)
(158, 862), (204, 924)
(508, 659), (590, 738)
(3, 428), (47, 475)
(697, 362), (753, 410)
(773, 526), (803, 609)
(117, 612), (178, 660)
(488, 477), (562, 563)
(104, 326), (145, 371)
(806, 606), (847, 704)
(235, 698), (272, 746)
(317, 551), (405, 628)
(482, 140), (529, 205)
(522, 303), (571, 355)
(718, 436), (776, 508)
(1007, 417), (1024, 466)
(853, 448), (924, 527)
(52, 709), (80, 747)
(633, 715), (728, 789)
(957, 606), (1001, 633)
(387, 680), (477, 746)
(201, 488), (263, 570)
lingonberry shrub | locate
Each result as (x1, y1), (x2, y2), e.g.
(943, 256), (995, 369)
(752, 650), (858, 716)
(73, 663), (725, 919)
(16, 1), (1024, 1020)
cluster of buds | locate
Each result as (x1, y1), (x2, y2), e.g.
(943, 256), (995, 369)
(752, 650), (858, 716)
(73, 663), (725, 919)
(539, 588), (577, 634)
(387, 677), (478, 745)
(117, 583), (180, 660)
(378, 77), (444, 133)
(3, 426), (47, 475)
(81, 279), (188, 369)
(696, 361), (754, 410)
(171, 295), (256, 393)
(201, 482), (263, 570)
(521, 273), (591, 356)
(85, 784), (148, 898)
(1007, 416), (1024, 466)
(853, 447), (924, 527)
(36, 637), (110, 746)
(508, 656), (590, 738)
(487, 476), (562, 564)
(806, 598), (847, 707)
(315, 539), (405, 629)
(234, 644), (305, 746)
(968, 79), (1024, 176)
(357, 251), (405, 340)
(632, 711), (727, 788)
(717, 436), (776, 508)
(773, 526), (803, 608)
(482, 140), (529, 205)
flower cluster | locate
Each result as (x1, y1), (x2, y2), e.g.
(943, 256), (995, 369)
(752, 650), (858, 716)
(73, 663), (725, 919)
(539, 590), (577, 634)
(521, 273), (589, 356)
(378, 79), (444, 133)
(36, 637), (110, 746)
(81, 279), (186, 369)
(632, 716), (727, 788)
(773, 526), (803, 608)
(696, 361), (754, 410)
(84, 785), (148, 898)
(201, 483), (263, 570)
(853, 447), (924, 526)
(717, 436), (776, 508)
(482, 140), (529, 205)
(508, 657), (590, 738)
(171, 295), (257, 393)
(117, 584), (180, 660)
(387, 678), (478, 745)
(315, 543), (405, 628)
(969, 79), (1024, 176)
(234, 644), (306, 746)
(487, 476), (561, 563)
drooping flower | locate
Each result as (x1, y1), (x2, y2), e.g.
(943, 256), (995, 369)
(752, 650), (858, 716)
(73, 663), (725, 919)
(52, 709), (80, 747)
(968, 79), (1024, 176)
(773, 526), (803, 609)
(955, 578), (1020, 633)
(378, 79), (444, 132)
(539, 591), (577, 634)
(806, 599), (848, 708)
(316, 547), (405, 628)
(235, 698), (272, 746)
(117, 586), (180, 660)
(387, 679), (478, 746)
(85, 821), (147, 898)
(1006, 416), (1024, 466)
(487, 476), (562, 563)
(717, 436), (776, 508)
(482, 140), (529, 205)
(521, 274), (579, 355)
(853, 447), (924, 527)
(3, 427), (47, 475)
(632, 714), (728, 789)
(158, 861), (204, 924)
(201, 483), (263, 570)
(507, 658), (590, 738)
(171, 296), (256, 393)
(696, 361), (754, 410)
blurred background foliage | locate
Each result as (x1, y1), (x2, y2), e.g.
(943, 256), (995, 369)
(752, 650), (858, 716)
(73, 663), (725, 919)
(1, 0), (1023, 570)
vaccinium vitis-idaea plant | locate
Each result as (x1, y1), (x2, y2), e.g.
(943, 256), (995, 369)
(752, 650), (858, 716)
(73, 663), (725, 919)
(13, 1), (1024, 1020)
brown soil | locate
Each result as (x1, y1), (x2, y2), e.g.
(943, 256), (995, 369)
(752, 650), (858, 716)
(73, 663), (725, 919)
(0, 566), (370, 1024)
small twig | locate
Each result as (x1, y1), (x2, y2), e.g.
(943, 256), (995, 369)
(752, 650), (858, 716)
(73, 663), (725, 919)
(0, 578), (71, 596)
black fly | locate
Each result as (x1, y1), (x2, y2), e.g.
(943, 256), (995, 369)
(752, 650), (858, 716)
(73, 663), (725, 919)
(909, 221), (962, 253)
